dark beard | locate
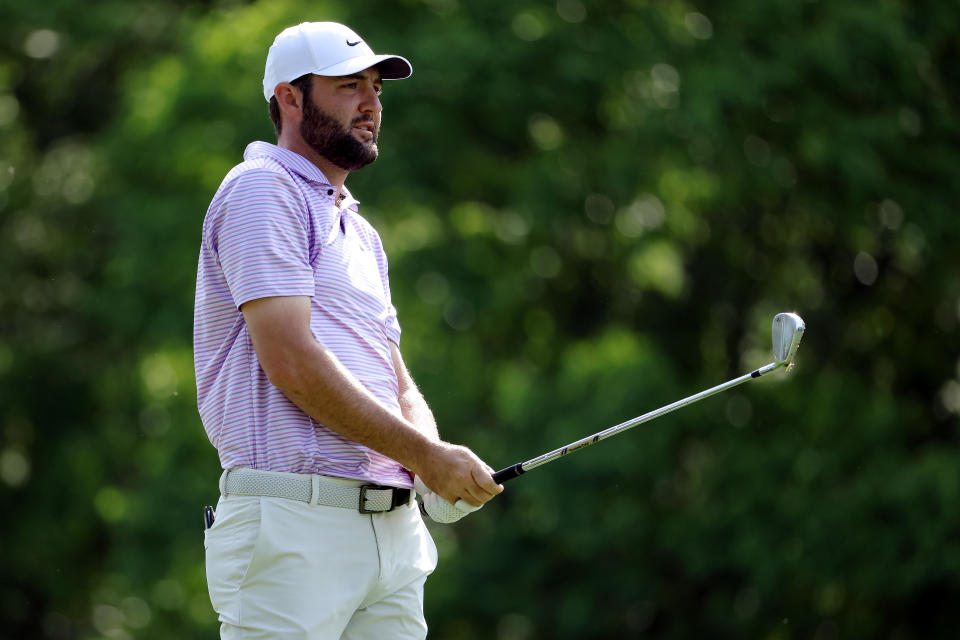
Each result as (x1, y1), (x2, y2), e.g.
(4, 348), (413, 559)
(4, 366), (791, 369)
(300, 94), (378, 171)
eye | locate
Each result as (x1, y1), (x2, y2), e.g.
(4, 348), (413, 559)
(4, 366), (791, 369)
(343, 82), (358, 89)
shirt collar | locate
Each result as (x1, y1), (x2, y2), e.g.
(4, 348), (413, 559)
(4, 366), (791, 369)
(243, 141), (360, 211)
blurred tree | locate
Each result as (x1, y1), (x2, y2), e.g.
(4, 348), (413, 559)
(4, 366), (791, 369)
(1, 0), (958, 638)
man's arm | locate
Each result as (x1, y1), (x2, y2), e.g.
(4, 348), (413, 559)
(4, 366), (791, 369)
(241, 295), (502, 507)
(390, 342), (440, 443)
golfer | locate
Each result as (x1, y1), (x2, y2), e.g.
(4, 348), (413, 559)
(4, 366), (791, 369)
(193, 21), (502, 639)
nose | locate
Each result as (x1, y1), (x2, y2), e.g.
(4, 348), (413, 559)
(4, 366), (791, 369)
(360, 85), (382, 115)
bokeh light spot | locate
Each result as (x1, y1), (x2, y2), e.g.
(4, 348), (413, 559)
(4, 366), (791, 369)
(556, 0), (586, 23)
(685, 12), (714, 40)
(528, 113), (564, 150)
(853, 251), (878, 285)
(24, 29), (61, 59)
(512, 12), (547, 41)
(0, 449), (30, 487)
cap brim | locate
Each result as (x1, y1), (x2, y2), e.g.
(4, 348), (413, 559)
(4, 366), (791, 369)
(315, 54), (412, 80)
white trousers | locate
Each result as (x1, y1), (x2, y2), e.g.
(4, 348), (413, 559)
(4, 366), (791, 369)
(204, 485), (438, 639)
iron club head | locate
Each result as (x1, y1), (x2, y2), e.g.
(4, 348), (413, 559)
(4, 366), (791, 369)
(772, 312), (805, 366)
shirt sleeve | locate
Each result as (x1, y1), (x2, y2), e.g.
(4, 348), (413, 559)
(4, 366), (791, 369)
(204, 168), (315, 308)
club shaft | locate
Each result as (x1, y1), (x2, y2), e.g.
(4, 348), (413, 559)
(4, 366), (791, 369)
(492, 361), (781, 484)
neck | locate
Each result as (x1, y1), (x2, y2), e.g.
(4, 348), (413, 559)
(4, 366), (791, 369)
(277, 133), (349, 196)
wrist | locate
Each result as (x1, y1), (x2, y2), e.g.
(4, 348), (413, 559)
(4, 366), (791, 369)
(402, 428), (440, 478)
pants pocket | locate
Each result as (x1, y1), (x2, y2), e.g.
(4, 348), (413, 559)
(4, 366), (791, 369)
(204, 497), (263, 625)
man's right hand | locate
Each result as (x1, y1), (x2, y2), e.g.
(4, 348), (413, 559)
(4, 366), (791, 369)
(414, 441), (503, 508)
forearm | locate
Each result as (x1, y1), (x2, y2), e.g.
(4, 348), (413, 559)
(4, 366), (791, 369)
(391, 342), (439, 442)
(272, 341), (434, 475)
(399, 388), (440, 442)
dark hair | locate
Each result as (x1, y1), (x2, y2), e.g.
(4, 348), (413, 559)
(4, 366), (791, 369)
(268, 74), (314, 137)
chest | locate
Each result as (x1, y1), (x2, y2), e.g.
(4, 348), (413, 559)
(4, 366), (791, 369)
(306, 200), (387, 312)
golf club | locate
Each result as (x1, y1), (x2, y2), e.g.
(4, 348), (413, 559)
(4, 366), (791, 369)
(424, 312), (805, 521)
(490, 311), (805, 484)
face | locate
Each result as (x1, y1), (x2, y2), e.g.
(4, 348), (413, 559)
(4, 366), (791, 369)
(299, 68), (383, 171)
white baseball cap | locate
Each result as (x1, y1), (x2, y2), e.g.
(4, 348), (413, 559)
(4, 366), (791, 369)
(262, 22), (413, 102)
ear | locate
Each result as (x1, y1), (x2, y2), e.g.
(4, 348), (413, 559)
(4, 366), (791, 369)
(274, 82), (305, 128)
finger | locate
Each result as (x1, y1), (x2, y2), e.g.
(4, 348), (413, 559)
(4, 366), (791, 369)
(461, 478), (502, 506)
(471, 466), (503, 495)
(453, 499), (481, 514)
(436, 490), (461, 506)
(457, 489), (485, 508)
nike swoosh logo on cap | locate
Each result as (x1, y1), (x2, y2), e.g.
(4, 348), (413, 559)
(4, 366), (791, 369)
(346, 39), (362, 46)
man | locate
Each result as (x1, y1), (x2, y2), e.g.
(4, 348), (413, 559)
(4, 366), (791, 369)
(193, 22), (502, 639)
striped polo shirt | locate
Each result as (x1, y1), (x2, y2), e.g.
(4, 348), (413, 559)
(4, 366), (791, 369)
(193, 141), (411, 488)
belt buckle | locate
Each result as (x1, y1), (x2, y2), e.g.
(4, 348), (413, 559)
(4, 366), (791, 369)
(359, 484), (392, 514)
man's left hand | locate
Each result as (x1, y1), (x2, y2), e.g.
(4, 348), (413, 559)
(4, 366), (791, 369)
(414, 475), (482, 524)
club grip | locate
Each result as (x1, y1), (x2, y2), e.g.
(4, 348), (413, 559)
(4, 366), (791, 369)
(492, 463), (525, 484)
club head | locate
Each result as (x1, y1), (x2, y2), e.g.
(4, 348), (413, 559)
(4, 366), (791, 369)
(772, 312), (805, 366)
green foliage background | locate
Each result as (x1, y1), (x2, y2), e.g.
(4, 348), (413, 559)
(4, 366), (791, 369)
(2, 0), (959, 638)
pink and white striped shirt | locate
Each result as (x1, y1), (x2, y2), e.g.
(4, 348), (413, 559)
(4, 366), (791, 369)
(193, 141), (411, 487)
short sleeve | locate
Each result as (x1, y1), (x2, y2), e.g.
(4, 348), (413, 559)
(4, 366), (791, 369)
(204, 168), (315, 308)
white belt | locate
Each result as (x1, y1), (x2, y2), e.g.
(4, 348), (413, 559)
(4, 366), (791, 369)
(220, 468), (412, 514)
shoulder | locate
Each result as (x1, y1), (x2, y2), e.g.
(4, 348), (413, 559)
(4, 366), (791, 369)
(202, 158), (312, 247)
(204, 159), (310, 238)
(213, 157), (305, 205)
